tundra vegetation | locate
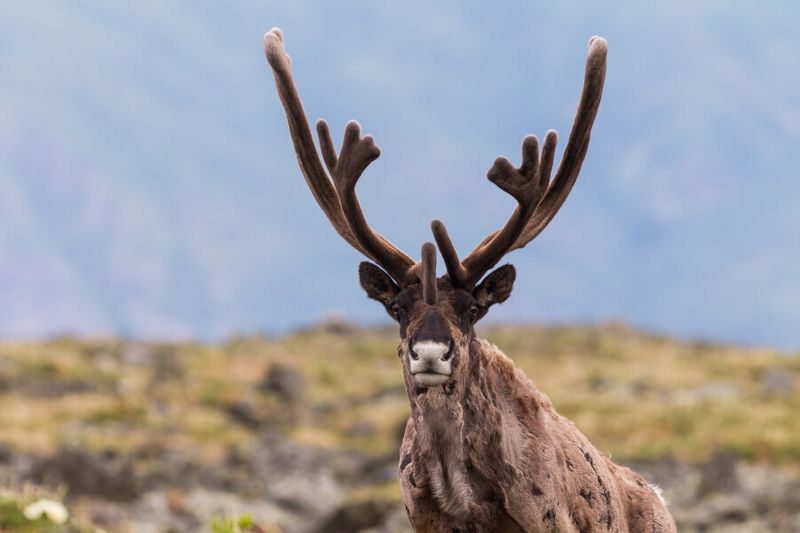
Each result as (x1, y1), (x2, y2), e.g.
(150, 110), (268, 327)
(0, 324), (799, 531)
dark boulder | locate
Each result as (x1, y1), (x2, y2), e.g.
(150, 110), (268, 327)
(259, 363), (305, 403)
(313, 498), (396, 533)
(26, 448), (140, 501)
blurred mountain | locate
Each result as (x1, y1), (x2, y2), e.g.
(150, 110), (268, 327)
(0, 2), (797, 347)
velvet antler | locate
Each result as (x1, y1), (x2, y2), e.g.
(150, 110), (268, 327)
(420, 242), (438, 305)
(266, 28), (607, 290)
(434, 36), (608, 288)
(264, 28), (418, 285)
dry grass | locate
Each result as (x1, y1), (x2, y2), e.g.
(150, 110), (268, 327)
(0, 323), (798, 467)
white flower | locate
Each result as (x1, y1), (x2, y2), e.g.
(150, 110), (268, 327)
(23, 498), (69, 525)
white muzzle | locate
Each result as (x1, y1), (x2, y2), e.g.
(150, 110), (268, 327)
(409, 341), (452, 386)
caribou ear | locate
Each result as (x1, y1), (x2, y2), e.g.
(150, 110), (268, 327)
(473, 264), (516, 309)
(359, 262), (400, 306)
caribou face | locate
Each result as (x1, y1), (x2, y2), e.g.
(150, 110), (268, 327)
(360, 259), (516, 389)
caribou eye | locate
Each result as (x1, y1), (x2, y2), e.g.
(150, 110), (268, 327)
(390, 303), (402, 319)
(469, 304), (479, 320)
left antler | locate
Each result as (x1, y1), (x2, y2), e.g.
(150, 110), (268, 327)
(264, 28), (418, 285)
(434, 36), (608, 288)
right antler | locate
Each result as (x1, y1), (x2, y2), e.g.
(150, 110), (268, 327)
(434, 36), (608, 288)
(264, 28), (418, 285)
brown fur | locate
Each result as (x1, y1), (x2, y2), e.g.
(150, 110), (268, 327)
(399, 338), (676, 532)
(264, 27), (676, 532)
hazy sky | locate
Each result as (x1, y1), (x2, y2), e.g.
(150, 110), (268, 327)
(0, 2), (798, 349)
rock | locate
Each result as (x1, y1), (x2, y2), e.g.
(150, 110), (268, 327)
(131, 490), (202, 533)
(759, 367), (796, 397)
(129, 489), (290, 533)
(0, 442), (13, 464)
(148, 346), (186, 387)
(79, 499), (133, 532)
(259, 363), (305, 403)
(361, 506), (411, 533)
(313, 498), (397, 533)
(136, 448), (224, 493)
(226, 400), (263, 429)
(698, 451), (740, 497)
(352, 454), (398, 486)
(25, 448), (140, 501)
(348, 420), (377, 438)
(251, 436), (342, 520)
(674, 493), (752, 532)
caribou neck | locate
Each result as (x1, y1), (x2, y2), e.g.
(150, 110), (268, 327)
(405, 338), (534, 520)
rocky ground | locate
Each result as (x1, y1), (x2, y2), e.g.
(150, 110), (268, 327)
(1, 323), (799, 531)
(3, 437), (800, 531)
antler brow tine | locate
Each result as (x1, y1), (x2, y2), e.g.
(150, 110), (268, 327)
(420, 242), (438, 305)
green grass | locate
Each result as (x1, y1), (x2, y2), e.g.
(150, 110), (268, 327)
(0, 499), (48, 532)
(0, 486), (94, 533)
(210, 513), (257, 533)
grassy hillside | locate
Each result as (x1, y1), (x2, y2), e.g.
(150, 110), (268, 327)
(1, 323), (798, 463)
(0, 323), (798, 531)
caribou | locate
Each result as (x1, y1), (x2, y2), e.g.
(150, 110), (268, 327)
(264, 28), (676, 532)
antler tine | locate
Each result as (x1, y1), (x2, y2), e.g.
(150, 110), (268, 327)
(331, 121), (418, 285)
(465, 130), (558, 257)
(457, 133), (551, 287)
(265, 28), (417, 284)
(431, 219), (467, 286)
(420, 242), (438, 305)
(316, 120), (338, 176)
(509, 35), (608, 251)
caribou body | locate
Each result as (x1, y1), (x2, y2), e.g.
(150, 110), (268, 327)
(264, 27), (676, 532)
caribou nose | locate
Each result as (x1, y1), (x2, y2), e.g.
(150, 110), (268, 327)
(409, 337), (453, 385)
(411, 340), (451, 363)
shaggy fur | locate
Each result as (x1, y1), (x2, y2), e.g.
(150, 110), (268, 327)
(398, 338), (677, 532)
(264, 26), (676, 532)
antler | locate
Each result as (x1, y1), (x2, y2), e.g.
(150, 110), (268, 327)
(420, 242), (438, 305)
(264, 28), (417, 285)
(434, 36), (608, 288)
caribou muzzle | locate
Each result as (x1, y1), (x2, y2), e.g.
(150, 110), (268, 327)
(409, 340), (452, 386)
